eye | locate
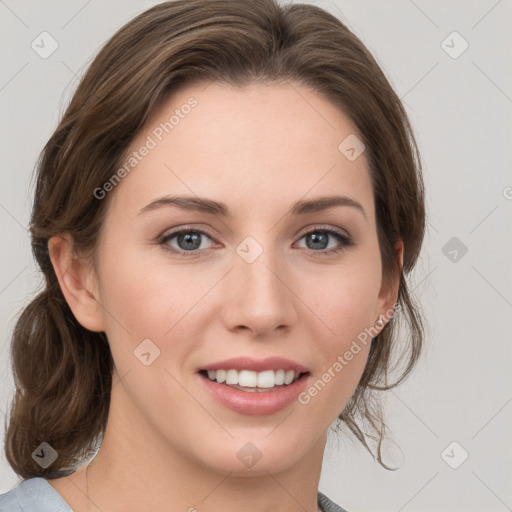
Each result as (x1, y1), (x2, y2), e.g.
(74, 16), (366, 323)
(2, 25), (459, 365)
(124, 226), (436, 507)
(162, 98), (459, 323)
(295, 226), (354, 255)
(158, 225), (354, 257)
(160, 228), (215, 255)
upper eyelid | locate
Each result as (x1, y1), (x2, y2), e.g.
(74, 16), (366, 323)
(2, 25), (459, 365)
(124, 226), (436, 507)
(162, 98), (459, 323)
(160, 223), (350, 236)
(300, 224), (350, 237)
(160, 225), (217, 242)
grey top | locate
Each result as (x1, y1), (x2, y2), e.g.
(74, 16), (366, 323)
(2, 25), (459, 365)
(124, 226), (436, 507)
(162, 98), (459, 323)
(0, 477), (348, 512)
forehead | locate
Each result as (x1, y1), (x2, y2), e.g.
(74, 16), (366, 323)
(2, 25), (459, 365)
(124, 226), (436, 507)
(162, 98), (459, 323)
(107, 81), (375, 222)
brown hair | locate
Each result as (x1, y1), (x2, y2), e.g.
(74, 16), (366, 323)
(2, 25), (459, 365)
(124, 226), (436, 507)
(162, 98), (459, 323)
(4, 0), (425, 479)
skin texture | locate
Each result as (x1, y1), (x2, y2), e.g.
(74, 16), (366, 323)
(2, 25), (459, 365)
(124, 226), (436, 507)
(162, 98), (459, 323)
(47, 81), (402, 512)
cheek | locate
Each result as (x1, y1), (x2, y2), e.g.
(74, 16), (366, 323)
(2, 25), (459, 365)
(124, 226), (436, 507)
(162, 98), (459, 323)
(330, 277), (380, 338)
(98, 246), (207, 337)
(299, 281), (375, 421)
(296, 258), (381, 413)
(94, 249), (202, 418)
(95, 244), (220, 386)
(304, 258), (382, 340)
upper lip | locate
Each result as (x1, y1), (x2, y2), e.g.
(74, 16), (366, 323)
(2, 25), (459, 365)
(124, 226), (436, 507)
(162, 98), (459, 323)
(199, 356), (309, 373)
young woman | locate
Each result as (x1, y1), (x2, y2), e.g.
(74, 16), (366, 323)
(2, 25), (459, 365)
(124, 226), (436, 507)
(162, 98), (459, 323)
(0, 0), (425, 511)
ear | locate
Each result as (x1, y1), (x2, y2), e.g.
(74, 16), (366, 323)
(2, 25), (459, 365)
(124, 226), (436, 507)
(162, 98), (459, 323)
(48, 233), (105, 332)
(376, 239), (404, 325)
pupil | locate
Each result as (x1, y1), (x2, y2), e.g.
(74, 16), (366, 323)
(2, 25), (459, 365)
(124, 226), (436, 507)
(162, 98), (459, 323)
(179, 232), (201, 250)
(307, 232), (328, 250)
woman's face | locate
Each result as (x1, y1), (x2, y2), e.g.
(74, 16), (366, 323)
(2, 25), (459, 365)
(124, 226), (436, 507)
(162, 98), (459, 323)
(87, 81), (398, 475)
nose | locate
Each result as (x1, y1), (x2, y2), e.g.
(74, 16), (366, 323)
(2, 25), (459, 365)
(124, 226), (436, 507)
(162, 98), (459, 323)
(221, 246), (298, 338)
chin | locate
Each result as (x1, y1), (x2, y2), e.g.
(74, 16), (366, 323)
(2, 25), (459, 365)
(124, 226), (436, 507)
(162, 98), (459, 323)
(192, 435), (314, 477)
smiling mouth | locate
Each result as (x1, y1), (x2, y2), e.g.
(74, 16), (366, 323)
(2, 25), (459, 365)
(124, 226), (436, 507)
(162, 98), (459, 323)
(198, 369), (310, 392)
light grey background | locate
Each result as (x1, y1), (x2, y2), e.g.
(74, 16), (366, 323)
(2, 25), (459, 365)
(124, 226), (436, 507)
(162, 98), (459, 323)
(1, 1), (511, 511)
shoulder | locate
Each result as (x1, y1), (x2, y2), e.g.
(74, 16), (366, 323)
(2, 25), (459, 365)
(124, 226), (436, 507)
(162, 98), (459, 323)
(0, 477), (72, 512)
(318, 490), (350, 512)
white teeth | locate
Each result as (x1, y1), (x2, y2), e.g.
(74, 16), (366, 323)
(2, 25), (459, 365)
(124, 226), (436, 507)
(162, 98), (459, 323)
(284, 370), (295, 385)
(226, 369), (238, 385)
(239, 370), (258, 387)
(274, 369), (285, 385)
(204, 369), (302, 388)
(256, 370), (274, 388)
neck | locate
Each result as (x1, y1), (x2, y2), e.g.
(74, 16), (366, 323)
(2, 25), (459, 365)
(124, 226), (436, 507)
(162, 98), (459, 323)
(60, 380), (327, 512)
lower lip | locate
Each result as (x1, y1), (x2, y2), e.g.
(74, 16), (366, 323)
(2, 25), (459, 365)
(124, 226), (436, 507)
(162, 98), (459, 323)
(198, 372), (310, 415)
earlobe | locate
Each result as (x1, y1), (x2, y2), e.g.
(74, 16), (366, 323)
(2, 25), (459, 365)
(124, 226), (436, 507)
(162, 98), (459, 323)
(397, 239), (404, 269)
(377, 239), (404, 327)
(48, 234), (105, 332)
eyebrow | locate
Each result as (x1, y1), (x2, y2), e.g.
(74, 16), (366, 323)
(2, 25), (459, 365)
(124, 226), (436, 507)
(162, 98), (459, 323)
(138, 194), (367, 220)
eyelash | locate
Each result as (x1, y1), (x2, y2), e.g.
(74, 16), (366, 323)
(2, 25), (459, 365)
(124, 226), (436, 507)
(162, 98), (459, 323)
(158, 225), (354, 257)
